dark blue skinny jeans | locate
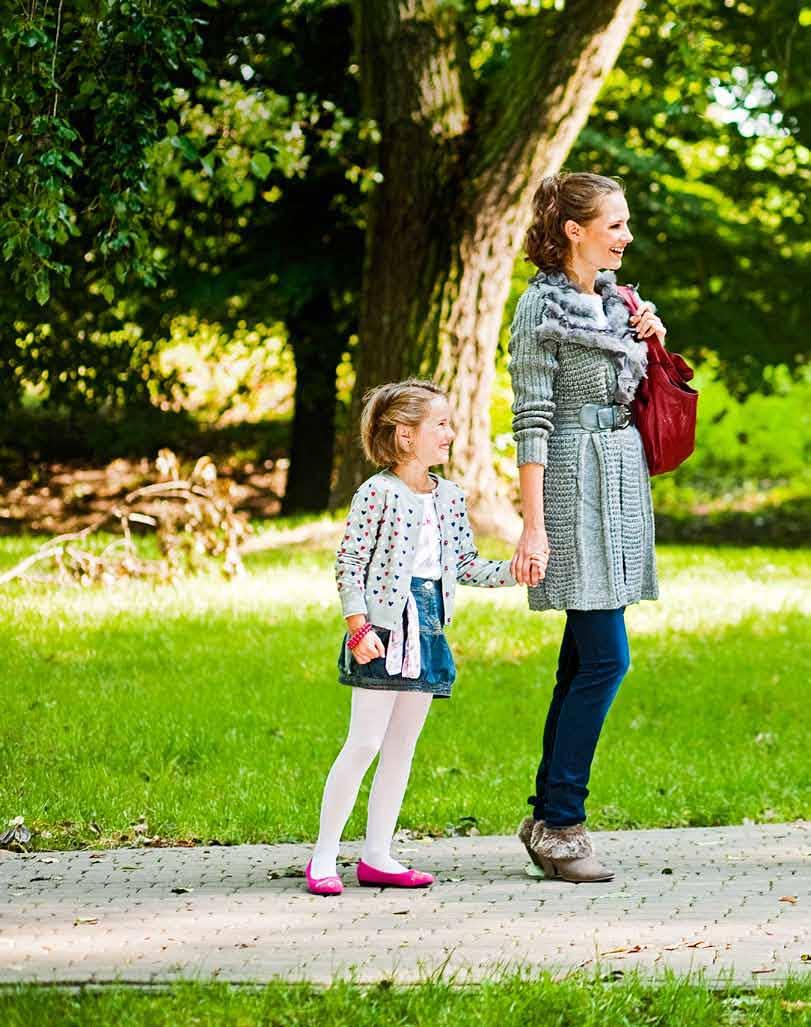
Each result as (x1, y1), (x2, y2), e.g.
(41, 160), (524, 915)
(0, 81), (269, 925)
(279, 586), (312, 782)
(530, 608), (630, 827)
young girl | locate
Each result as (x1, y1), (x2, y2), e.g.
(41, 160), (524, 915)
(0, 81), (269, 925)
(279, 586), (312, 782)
(306, 379), (519, 895)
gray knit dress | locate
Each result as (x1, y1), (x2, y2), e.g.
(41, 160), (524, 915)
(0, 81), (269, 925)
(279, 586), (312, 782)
(509, 269), (659, 612)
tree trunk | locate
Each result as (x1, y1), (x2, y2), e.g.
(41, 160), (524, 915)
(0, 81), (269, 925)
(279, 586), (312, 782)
(333, 0), (641, 537)
(282, 295), (344, 514)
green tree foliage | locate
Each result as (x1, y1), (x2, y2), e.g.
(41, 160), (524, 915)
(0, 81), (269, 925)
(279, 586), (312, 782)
(0, 1), (364, 437)
(0, 0), (207, 305)
(569, 0), (811, 386)
(137, 2), (367, 509)
(0, 0), (808, 494)
(0, 0), (206, 412)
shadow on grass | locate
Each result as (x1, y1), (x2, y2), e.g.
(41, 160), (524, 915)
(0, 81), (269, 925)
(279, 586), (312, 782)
(1, 602), (809, 846)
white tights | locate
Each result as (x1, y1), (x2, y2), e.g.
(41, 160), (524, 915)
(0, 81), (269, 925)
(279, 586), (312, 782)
(310, 688), (433, 878)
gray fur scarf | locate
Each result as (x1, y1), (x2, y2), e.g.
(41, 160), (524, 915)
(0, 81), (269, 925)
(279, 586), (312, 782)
(529, 269), (649, 404)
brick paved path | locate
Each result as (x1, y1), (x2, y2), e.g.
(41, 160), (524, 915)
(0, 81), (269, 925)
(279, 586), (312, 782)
(1, 822), (809, 986)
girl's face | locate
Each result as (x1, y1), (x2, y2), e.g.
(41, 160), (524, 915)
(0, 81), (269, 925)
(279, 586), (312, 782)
(397, 396), (455, 468)
(565, 191), (633, 273)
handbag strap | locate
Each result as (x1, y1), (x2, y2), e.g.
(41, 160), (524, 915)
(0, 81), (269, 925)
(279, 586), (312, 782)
(616, 284), (667, 365)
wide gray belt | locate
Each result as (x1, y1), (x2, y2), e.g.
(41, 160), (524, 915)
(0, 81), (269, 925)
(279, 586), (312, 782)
(555, 402), (633, 433)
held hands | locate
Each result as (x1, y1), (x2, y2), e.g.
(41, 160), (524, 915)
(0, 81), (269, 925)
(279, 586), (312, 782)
(630, 301), (667, 342)
(510, 527), (550, 587)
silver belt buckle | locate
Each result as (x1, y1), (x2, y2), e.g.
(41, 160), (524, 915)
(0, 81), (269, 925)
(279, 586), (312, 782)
(616, 404), (631, 429)
(578, 403), (598, 430)
(596, 405), (615, 430)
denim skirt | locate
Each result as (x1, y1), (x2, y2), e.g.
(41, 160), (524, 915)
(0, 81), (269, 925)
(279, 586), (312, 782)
(338, 577), (457, 698)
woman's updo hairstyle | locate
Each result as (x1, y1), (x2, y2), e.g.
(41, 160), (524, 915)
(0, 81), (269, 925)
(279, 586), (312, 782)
(360, 378), (446, 468)
(525, 172), (624, 272)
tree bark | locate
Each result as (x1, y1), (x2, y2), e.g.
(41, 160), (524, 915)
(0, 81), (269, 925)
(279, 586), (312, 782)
(333, 0), (642, 537)
(281, 294), (344, 514)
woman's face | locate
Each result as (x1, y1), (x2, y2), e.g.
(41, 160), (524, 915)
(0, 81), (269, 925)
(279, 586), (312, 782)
(565, 191), (633, 273)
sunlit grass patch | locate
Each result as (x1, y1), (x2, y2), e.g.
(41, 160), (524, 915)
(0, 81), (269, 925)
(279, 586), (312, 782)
(2, 973), (811, 1026)
(0, 540), (808, 848)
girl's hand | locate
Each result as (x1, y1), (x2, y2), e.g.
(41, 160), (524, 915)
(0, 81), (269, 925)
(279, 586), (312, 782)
(630, 302), (667, 342)
(510, 527), (550, 586)
(351, 630), (386, 664)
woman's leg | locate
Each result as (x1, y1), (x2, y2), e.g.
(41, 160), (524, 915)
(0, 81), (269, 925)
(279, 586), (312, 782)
(530, 616), (580, 821)
(362, 691), (434, 873)
(542, 608), (630, 828)
(310, 689), (398, 878)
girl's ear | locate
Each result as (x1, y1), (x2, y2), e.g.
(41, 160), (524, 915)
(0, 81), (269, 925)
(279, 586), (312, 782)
(395, 424), (412, 451)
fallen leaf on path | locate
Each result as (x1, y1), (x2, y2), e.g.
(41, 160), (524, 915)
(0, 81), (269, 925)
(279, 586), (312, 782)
(267, 868), (305, 880)
(800, 954), (811, 962)
(0, 816), (32, 850)
(601, 945), (643, 955)
(662, 939), (715, 951)
(751, 968), (776, 974)
(171, 887), (193, 894)
(73, 918), (98, 926)
(779, 895), (798, 903)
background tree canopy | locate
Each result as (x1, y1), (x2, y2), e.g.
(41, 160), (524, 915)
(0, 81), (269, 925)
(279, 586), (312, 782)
(0, 0), (808, 523)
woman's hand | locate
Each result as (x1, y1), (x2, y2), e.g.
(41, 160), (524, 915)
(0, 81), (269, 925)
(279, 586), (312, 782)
(351, 630), (386, 665)
(630, 302), (667, 342)
(510, 526), (550, 586)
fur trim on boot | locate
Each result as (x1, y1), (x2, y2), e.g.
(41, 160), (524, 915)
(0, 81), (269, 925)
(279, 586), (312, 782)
(537, 824), (593, 861)
(536, 824), (614, 883)
(517, 816), (545, 868)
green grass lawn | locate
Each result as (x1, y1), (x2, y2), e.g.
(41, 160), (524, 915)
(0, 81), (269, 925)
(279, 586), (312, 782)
(2, 536), (810, 1022)
(2, 975), (811, 1026)
(1, 537), (809, 849)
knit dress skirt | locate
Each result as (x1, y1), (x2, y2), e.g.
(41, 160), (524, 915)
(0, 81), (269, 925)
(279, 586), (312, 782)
(529, 420), (658, 612)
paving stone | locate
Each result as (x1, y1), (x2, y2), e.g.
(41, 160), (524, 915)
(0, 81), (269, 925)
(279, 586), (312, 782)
(1, 823), (810, 985)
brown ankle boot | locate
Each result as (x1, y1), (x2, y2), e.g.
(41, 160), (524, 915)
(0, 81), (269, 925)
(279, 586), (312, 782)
(517, 815), (545, 869)
(536, 824), (614, 883)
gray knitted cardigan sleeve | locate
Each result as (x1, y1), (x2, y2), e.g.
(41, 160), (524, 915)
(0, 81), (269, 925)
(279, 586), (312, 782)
(508, 287), (558, 467)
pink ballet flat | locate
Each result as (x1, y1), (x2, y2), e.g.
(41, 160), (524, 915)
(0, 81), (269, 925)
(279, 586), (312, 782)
(356, 859), (434, 888)
(305, 860), (343, 896)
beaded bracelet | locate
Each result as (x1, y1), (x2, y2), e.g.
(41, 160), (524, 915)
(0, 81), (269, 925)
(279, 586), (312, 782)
(347, 622), (373, 651)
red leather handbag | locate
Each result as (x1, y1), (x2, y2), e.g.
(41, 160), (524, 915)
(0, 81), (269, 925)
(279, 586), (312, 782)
(617, 285), (698, 476)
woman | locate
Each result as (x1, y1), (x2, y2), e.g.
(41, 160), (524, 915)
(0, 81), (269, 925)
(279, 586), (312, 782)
(510, 172), (666, 883)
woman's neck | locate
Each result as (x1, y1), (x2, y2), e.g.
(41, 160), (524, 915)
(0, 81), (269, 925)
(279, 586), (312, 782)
(391, 460), (435, 494)
(562, 257), (598, 295)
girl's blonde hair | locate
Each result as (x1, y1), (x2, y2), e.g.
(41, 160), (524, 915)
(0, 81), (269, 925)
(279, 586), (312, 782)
(360, 379), (446, 467)
(525, 171), (624, 272)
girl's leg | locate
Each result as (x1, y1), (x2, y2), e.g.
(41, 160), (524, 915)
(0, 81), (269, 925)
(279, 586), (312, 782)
(543, 608), (630, 828)
(310, 689), (398, 879)
(362, 691), (433, 873)
(530, 616), (579, 821)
